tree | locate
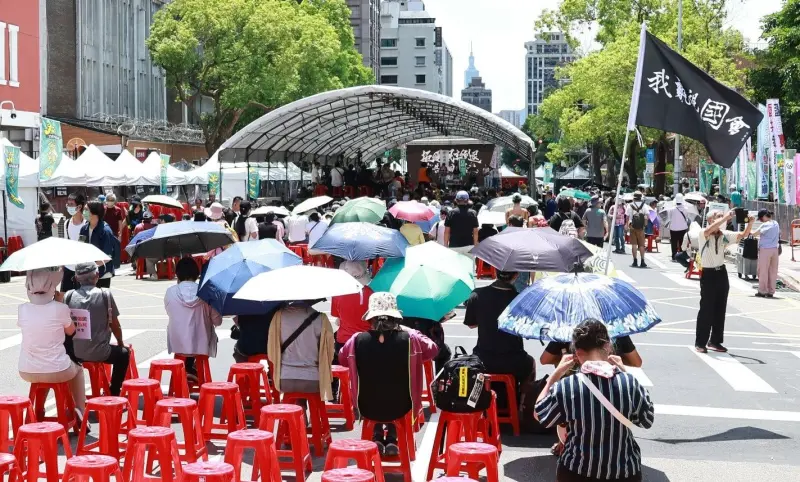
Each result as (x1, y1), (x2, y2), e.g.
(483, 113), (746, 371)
(147, 0), (374, 155)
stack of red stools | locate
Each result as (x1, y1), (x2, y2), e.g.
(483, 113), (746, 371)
(359, 412), (415, 482)
(686, 258), (702, 279)
(120, 225), (131, 263)
(646, 226), (660, 252)
(343, 186), (356, 198)
(476, 259), (497, 279)
(315, 185), (329, 197)
(6, 236), (23, 257)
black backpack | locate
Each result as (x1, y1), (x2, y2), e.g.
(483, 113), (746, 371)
(631, 202), (647, 230)
(432, 346), (492, 413)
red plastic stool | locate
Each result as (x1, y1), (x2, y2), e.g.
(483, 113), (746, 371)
(0, 395), (35, 452)
(282, 391), (332, 456)
(686, 259), (702, 279)
(123, 427), (183, 482)
(135, 259), (146, 280)
(63, 455), (124, 482)
(360, 413), (415, 482)
(153, 398), (207, 463)
(175, 354), (212, 394)
(358, 186), (373, 197)
(0, 453), (23, 481)
(198, 382), (246, 440)
(84, 362), (111, 399)
(29, 382), (77, 434)
(14, 422), (72, 482)
(7, 236), (22, 256)
(246, 355), (280, 401)
(224, 429), (281, 482)
(77, 396), (136, 458)
(433, 478), (478, 482)
(488, 374), (520, 436)
(311, 254), (335, 268)
(477, 391), (502, 453)
(425, 411), (483, 480)
(324, 439), (385, 482)
(156, 258), (175, 280)
(259, 404), (312, 481)
(343, 186), (356, 198)
(475, 259), (497, 279)
(227, 363), (272, 420)
(121, 378), (163, 426)
(322, 468), (375, 482)
(148, 359), (190, 398)
(445, 442), (499, 482)
(421, 360), (436, 413)
(183, 461), (235, 482)
(106, 344), (139, 381)
(327, 366), (355, 430)
(314, 185), (329, 197)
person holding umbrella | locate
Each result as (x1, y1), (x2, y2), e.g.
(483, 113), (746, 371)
(79, 199), (119, 288)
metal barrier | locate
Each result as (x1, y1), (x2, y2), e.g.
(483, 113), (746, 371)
(745, 201), (800, 244)
(792, 219), (800, 262)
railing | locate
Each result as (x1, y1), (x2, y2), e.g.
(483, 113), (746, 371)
(745, 200), (800, 243)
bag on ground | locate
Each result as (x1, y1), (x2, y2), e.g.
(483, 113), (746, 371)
(432, 346), (492, 413)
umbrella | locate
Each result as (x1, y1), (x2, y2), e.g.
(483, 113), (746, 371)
(534, 240), (618, 280)
(370, 242), (475, 320)
(293, 196), (333, 215)
(251, 206), (290, 217)
(658, 201), (699, 227)
(141, 195), (184, 210)
(470, 228), (593, 272)
(125, 227), (157, 255)
(477, 210), (507, 226)
(234, 265), (363, 302)
(0, 237), (110, 272)
(129, 221), (236, 258)
(330, 197), (386, 224)
(309, 222), (409, 260)
(415, 207), (440, 233)
(498, 273), (661, 342)
(558, 189), (591, 201)
(622, 192), (635, 202)
(389, 201), (435, 222)
(684, 192), (707, 202)
(198, 239), (302, 315)
(485, 195), (538, 212)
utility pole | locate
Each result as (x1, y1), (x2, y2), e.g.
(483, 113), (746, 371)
(673, 0), (683, 195)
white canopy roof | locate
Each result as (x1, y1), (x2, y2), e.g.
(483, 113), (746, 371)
(191, 151), (312, 183)
(499, 165), (525, 178)
(114, 149), (148, 185)
(141, 152), (191, 186)
(40, 144), (123, 187)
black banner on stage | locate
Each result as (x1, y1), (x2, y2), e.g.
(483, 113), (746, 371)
(627, 25), (763, 168)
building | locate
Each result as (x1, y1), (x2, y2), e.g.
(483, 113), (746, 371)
(461, 76), (491, 112)
(497, 109), (524, 129)
(464, 42), (479, 88)
(525, 32), (575, 116)
(348, 0), (381, 79)
(379, 0), (452, 96)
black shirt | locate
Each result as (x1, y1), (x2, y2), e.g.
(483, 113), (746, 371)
(354, 330), (412, 422)
(464, 282), (524, 356)
(36, 214), (55, 241)
(258, 222), (278, 240)
(477, 226), (498, 243)
(548, 211), (585, 232)
(445, 206), (479, 248)
(344, 168), (358, 186)
(235, 314), (272, 356)
(544, 336), (636, 357)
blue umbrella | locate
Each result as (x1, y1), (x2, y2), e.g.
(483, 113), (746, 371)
(125, 227), (156, 255)
(197, 239), (302, 315)
(498, 273), (661, 342)
(415, 207), (440, 233)
(130, 221), (235, 258)
(309, 222), (409, 260)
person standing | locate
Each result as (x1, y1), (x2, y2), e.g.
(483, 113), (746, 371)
(36, 202), (56, 241)
(286, 211), (309, 245)
(331, 161), (345, 198)
(626, 192), (650, 268)
(399, 220), (426, 246)
(103, 194), (125, 238)
(505, 194), (529, 225)
(730, 187), (743, 208)
(444, 191), (479, 255)
(428, 208), (448, 245)
(582, 197), (607, 248)
(667, 194), (691, 260)
(62, 194), (87, 291)
(611, 198), (627, 254)
(80, 200), (118, 288)
(544, 191), (557, 220)
(753, 209), (780, 298)
(695, 210), (753, 353)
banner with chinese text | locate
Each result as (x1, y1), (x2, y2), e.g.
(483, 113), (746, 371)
(39, 118), (63, 181)
(747, 158), (757, 200)
(785, 149), (796, 206)
(208, 172), (222, 197)
(796, 153), (800, 205)
(698, 159), (708, 193)
(720, 168), (728, 196)
(544, 162), (553, 183)
(248, 167), (259, 200)
(756, 104), (769, 198)
(645, 148), (655, 186)
(4, 145), (24, 209)
(159, 154), (170, 195)
(766, 99), (785, 201)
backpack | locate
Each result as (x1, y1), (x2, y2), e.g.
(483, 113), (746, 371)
(432, 346), (492, 413)
(631, 202), (647, 230)
(558, 214), (578, 238)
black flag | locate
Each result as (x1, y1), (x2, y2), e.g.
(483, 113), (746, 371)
(627, 25), (763, 168)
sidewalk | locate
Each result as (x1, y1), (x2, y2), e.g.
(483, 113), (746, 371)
(722, 243), (800, 292)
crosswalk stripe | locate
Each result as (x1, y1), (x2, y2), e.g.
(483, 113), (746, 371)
(0, 334), (22, 351)
(625, 366), (653, 386)
(662, 272), (699, 288)
(690, 347), (777, 393)
(615, 270), (636, 284)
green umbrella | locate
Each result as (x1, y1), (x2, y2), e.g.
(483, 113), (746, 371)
(370, 242), (475, 321)
(559, 188), (592, 201)
(330, 197), (387, 224)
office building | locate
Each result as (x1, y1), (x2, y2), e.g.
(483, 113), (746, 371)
(497, 109), (524, 129)
(464, 43), (479, 88)
(525, 32), (575, 116)
(379, 0), (452, 96)
(461, 76), (491, 112)
(348, 0), (381, 79)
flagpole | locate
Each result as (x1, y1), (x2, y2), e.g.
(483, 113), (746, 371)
(673, 0), (683, 196)
(604, 131), (632, 275)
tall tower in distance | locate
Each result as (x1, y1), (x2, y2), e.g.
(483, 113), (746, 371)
(464, 42), (480, 88)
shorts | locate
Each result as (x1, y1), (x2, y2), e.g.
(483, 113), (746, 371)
(629, 229), (646, 250)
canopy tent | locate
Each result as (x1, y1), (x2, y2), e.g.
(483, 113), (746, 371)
(114, 149), (148, 185)
(499, 165), (525, 178)
(39, 144), (121, 187)
(535, 165), (545, 179)
(141, 152), (191, 186)
(191, 152), (312, 183)
(0, 138), (41, 247)
(557, 163), (592, 181)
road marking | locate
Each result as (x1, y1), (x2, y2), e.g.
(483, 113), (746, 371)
(411, 412), (439, 482)
(661, 272), (699, 288)
(793, 352), (800, 360)
(690, 347), (776, 393)
(644, 255), (666, 269)
(654, 327), (800, 340)
(625, 367), (653, 386)
(615, 270), (636, 284)
(655, 404), (800, 422)
(0, 334), (22, 351)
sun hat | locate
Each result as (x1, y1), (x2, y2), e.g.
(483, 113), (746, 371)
(204, 202), (225, 220)
(363, 291), (403, 320)
(75, 262), (98, 276)
(455, 191), (470, 203)
(674, 193), (684, 205)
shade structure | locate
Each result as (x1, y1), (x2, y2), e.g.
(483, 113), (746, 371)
(293, 196), (333, 214)
(470, 228), (593, 272)
(141, 152), (190, 185)
(498, 273), (661, 342)
(389, 201), (435, 222)
(129, 221), (235, 258)
(370, 242), (474, 321)
(141, 195), (184, 210)
(684, 192), (707, 202)
(330, 197), (387, 225)
(197, 239), (301, 315)
(309, 222), (408, 260)
(0, 237), (110, 272)
(234, 265), (363, 302)
(114, 149), (149, 185)
(485, 195), (537, 213)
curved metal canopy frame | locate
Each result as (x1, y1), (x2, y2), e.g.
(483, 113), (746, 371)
(218, 85), (535, 164)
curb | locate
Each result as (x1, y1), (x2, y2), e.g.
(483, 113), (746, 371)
(778, 270), (800, 293)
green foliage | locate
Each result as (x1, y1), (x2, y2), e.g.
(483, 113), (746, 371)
(147, 0), (374, 155)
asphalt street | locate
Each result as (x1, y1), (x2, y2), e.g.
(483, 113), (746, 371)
(1, 242), (799, 481)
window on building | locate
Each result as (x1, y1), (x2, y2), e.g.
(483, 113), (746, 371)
(415, 74), (426, 84)
(381, 57), (398, 66)
(381, 38), (397, 48)
(537, 44), (542, 53)
(415, 56), (426, 66)
(381, 75), (398, 84)
(351, 6), (361, 17)
(527, 58), (532, 79)
(415, 37), (425, 47)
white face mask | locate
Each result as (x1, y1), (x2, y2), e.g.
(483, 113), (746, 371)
(67, 206), (77, 216)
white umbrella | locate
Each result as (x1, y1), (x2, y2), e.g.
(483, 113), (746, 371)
(234, 265), (363, 301)
(0, 237), (110, 272)
(142, 195), (183, 210)
(293, 196), (333, 215)
(485, 195), (538, 213)
(477, 210), (508, 226)
(622, 192), (635, 201)
(251, 205), (291, 217)
(684, 192), (707, 202)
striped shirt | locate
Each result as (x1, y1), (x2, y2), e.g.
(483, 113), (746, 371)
(536, 369), (654, 479)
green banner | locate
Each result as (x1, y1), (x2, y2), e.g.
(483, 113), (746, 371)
(698, 159), (707, 193)
(159, 154), (170, 195)
(4, 145), (24, 209)
(689, 178), (696, 191)
(208, 172), (222, 197)
(39, 118), (63, 181)
(248, 167), (259, 200)
(747, 160), (757, 200)
(544, 162), (553, 183)
(719, 169), (728, 196)
(459, 159), (466, 176)
(777, 153), (786, 203)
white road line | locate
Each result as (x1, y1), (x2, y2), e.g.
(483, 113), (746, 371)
(411, 412), (439, 482)
(644, 255), (667, 269)
(793, 352), (800, 360)
(662, 272), (699, 288)
(690, 347), (776, 393)
(0, 334), (22, 351)
(625, 367), (653, 386)
(655, 404), (800, 422)
(615, 270), (636, 284)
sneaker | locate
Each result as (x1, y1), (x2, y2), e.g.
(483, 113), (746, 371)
(755, 292), (766, 298)
(639, 261), (648, 268)
(384, 443), (400, 456)
(707, 343), (728, 353)
(694, 346), (708, 354)
(766, 294), (775, 298)
(630, 260), (639, 268)
(373, 440), (386, 456)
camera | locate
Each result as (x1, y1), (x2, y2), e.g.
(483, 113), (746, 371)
(9, 110), (16, 119)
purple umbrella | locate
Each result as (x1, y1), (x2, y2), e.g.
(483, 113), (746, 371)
(470, 228), (593, 272)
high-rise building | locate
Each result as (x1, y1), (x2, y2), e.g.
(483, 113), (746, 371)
(348, 0), (381, 80)
(379, 0), (452, 96)
(497, 109), (524, 129)
(464, 42), (479, 88)
(461, 76), (491, 112)
(525, 32), (575, 116)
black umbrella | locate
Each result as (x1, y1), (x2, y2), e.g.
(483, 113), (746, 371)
(130, 221), (236, 258)
(470, 228), (593, 272)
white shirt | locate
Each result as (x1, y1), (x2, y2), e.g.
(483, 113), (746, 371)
(18, 301), (74, 373)
(668, 205), (690, 231)
(65, 217), (86, 272)
(244, 217), (259, 241)
(625, 201), (652, 222)
(311, 167), (320, 184)
(331, 168), (344, 187)
(306, 219), (329, 247)
(429, 220), (447, 245)
(697, 230), (737, 268)
(286, 215), (309, 243)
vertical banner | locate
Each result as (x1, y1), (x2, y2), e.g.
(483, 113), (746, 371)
(738, 138), (750, 195)
(644, 148), (655, 186)
(247, 166), (259, 200)
(777, 153), (787, 203)
(757, 104), (769, 198)
(785, 149), (796, 206)
(796, 153), (800, 205)
(689, 178), (696, 191)
(39, 118), (63, 181)
(747, 158), (757, 200)
(698, 159), (707, 193)
(4, 145), (24, 209)
(720, 168), (728, 196)
(766, 99), (785, 201)
(543, 162), (553, 183)
(208, 172), (222, 197)
(159, 154), (170, 195)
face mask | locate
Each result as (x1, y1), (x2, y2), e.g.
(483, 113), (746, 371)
(83, 210), (90, 220)
(67, 206), (77, 216)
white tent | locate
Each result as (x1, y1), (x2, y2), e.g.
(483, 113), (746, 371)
(77, 145), (127, 186)
(40, 153), (88, 187)
(114, 149), (148, 185)
(141, 152), (190, 186)
(499, 165), (525, 178)
(0, 138), (40, 247)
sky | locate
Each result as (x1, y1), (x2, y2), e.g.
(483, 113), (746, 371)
(423, 0), (784, 114)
